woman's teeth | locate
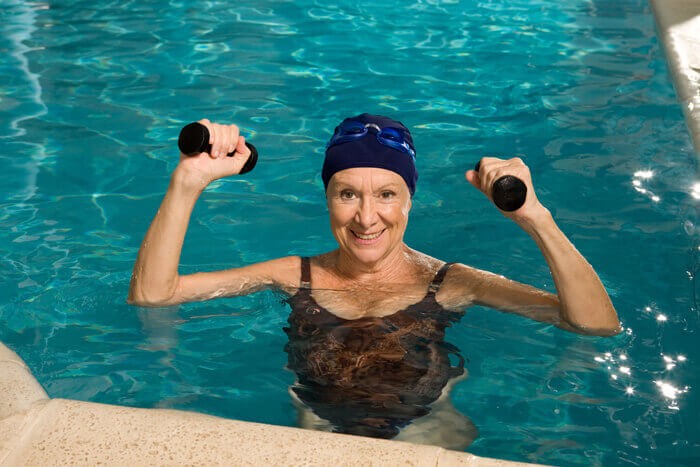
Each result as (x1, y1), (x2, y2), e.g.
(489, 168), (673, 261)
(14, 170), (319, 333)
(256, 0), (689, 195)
(353, 230), (382, 240)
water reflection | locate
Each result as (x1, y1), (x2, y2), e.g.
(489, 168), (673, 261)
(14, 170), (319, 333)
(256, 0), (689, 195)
(653, 380), (689, 411)
(691, 182), (700, 200)
(594, 345), (692, 412)
(632, 170), (660, 203)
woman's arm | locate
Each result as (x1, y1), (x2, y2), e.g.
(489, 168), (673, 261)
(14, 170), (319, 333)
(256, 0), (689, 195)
(128, 120), (295, 307)
(458, 157), (621, 336)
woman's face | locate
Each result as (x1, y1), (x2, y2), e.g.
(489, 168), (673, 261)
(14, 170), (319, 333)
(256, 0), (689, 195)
(326, 167), (412, 266)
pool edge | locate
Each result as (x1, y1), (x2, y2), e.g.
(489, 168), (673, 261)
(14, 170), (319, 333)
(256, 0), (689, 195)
(650, 0), (700, 155)
(0, 341), (543, 466)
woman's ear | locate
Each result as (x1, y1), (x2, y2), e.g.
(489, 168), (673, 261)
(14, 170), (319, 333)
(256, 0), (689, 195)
(404, 197), (412, 215)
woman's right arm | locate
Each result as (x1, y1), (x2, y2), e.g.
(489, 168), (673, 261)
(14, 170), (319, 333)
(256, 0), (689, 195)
(128, 120), (296, 307)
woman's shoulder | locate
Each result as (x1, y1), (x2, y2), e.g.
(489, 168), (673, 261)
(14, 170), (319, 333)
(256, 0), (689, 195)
(427, 259), (502, 309)
(404, 248), (456, 276)
(265, 252), (336, 292)
(387, 247), (499, 282)
(250, 255), (302, 288)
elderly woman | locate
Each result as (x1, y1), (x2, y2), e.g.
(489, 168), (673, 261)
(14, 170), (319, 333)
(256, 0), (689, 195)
(128, 113), (620, 447)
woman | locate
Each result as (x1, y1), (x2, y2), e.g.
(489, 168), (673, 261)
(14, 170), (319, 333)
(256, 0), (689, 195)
(128, 113), (620, 448)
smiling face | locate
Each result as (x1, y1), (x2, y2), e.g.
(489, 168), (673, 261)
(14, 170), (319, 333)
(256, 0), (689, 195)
(326, 167), (412, 268)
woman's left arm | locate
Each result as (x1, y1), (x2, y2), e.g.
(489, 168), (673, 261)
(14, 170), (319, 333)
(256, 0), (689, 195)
(465, 157), (621, 336)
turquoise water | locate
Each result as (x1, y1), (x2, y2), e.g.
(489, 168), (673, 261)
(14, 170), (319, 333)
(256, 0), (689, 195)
(1, 0), (698, 464)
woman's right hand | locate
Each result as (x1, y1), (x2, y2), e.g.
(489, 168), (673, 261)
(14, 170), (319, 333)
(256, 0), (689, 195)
(173, 119), (252, 192)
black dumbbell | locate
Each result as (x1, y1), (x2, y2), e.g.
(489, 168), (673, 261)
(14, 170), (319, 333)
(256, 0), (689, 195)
(178, 122), (258, 174)
(474, 160), (527, 212)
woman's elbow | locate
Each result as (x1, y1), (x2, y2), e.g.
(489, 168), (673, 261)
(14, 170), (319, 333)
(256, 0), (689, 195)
(127, 272), (182, 307)
(127, 284), (179, 307)
(127, 293), (172, 308)
(565, 318), (622, 337)
(558, 301), (621, 337)
(585, 324), (622, 337)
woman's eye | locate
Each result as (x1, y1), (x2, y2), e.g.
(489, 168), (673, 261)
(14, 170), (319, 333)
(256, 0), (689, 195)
(380, 191), (396, 199)
(340, 190), (355, 199)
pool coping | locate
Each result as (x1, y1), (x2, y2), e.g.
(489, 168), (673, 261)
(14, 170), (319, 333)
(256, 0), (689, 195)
(651, 0), (700, 155)
(0, 341), (543, 466)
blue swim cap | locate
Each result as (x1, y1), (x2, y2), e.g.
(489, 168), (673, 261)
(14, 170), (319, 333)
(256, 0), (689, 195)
(322, 113), (418, 196)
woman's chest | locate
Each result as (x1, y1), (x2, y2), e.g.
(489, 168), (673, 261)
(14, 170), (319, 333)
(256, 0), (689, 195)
(310, 287), (427, 320)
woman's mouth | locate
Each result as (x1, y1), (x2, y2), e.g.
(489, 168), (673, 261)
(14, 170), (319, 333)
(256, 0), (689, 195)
(351, 229), (385, 244)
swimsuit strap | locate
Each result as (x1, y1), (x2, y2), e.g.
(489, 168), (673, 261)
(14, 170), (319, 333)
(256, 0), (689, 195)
(299, 256), (311, 289)
(427, 262), (455, 295)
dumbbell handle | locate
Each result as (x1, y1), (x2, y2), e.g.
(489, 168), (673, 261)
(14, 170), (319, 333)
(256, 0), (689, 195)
(474, 160), (527, 212)
(178, 122), (258, 175)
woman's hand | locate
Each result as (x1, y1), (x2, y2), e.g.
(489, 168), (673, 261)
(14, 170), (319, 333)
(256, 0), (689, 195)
(465, 157), (549, 228)
(173, 119), (252, 193)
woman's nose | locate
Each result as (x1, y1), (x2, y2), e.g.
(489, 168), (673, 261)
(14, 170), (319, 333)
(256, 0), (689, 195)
(355, 197), (378, 228)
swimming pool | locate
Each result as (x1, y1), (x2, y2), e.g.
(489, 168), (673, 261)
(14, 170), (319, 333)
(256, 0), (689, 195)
(1, 0), (698, 464)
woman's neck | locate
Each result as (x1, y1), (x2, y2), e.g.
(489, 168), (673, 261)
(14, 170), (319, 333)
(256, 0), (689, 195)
(332, 244), (416, 284)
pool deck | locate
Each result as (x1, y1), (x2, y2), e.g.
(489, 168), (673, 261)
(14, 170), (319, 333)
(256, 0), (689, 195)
(651, 0), (700, 154)
(0, 342), (541, 466)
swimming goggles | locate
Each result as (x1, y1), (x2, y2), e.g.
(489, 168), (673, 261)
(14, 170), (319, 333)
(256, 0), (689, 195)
(326, 120), (416, 159)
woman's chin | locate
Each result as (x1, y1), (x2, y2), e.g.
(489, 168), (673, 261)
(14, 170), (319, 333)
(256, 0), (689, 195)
(336, 231), (403, 266)
(344, 243), (394, 267)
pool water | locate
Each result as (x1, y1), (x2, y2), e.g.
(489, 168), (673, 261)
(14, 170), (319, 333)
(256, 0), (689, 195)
(1, 0), (698, 465)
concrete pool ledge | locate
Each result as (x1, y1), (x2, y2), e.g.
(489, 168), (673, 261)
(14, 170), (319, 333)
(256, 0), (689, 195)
(651, 0), (700, 154)
(0, 343), (539, 466)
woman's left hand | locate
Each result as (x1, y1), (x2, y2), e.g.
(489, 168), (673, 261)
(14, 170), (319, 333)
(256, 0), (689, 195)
(465, 157), (549, 226)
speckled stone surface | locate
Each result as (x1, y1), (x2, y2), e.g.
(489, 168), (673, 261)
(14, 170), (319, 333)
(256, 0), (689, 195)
(0, 399), (539, 466)
(0, 344), (47, 420)
(0, 342), (542, 466)
(4, 399), (443, 466)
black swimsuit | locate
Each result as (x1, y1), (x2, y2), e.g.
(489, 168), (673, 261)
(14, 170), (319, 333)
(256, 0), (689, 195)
(284, 257), (465, 439)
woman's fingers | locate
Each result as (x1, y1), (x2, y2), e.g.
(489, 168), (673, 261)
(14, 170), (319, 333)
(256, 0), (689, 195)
(197, 120), (241, 159)
(470, 156), (533, 202)
(194, 120), (254, 171)
(227, 124), (239, 155)
(205, 135), (250, 178)
(473, 157), (510, 196)
(211, 124), (224, 158)
(217, 124), (234, 158)
(235, 135), (250, 157)
(230, 136), (252, 173)
(203, 125), (250, 175)
(479, 157), (527, 181)
(464, 170), (482, 192)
